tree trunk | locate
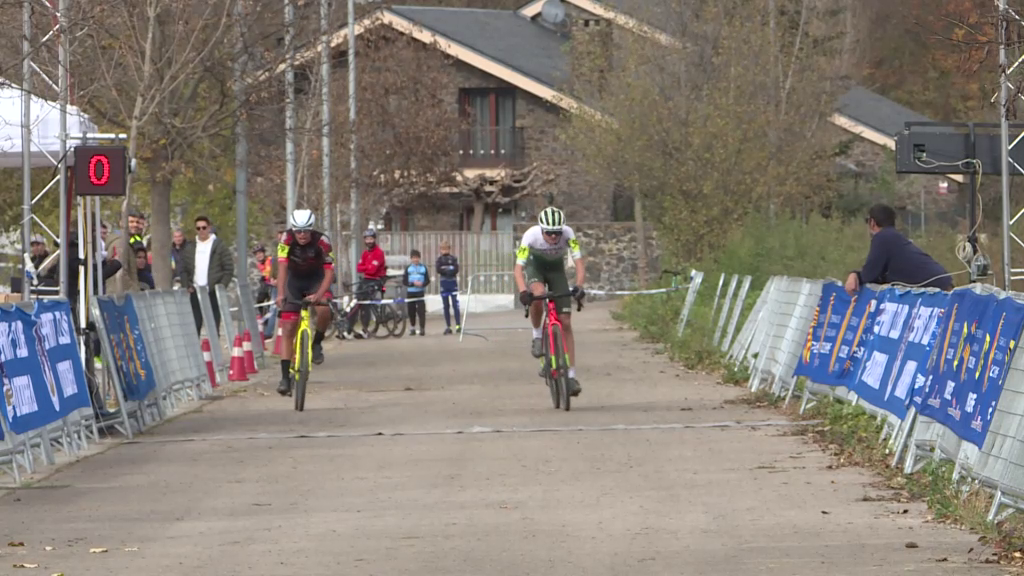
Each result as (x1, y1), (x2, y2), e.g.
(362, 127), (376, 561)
(148, 147), (174, 290)
(471, 199), (486, 232)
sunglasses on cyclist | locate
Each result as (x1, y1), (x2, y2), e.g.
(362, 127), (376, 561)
(544, 230), (563, 238)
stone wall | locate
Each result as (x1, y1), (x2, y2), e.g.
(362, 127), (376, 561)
(513, 222), (659, 295)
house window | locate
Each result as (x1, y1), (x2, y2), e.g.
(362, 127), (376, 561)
(459, 88), (516, 164)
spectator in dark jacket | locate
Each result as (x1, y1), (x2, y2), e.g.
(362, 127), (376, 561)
(179, 215), (234, 336)
(171, 228), (189, 284)
(436, 240), (462, 335)
(845, 203), (953, 295)
(135, 246), (155, 290)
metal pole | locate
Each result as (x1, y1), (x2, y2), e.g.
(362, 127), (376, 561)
(320, 0), (336, 295)
(58, 0), (69, 300)
(95, 198), (104, 296)
(1000, 0), (1013, 290)
(21, 0), (32, 300)
(234, 0), (249, 280)
(284, 0), (297, 217)
(348, 0), (359, 284)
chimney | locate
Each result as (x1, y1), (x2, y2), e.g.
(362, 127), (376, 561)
(569, 17), (612, 99)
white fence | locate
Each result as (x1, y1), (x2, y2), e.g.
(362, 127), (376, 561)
(729, 276), (1024, 521)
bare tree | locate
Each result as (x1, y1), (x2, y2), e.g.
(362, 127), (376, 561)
(68, 0), (291, 290)
(561, 0), (853, 262)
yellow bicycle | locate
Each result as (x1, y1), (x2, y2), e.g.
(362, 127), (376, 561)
(286, 298), (319, 412)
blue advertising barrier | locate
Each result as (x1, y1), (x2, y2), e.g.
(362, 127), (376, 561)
(0, 306), (69, 435)
(795, 282), (1024, 448)
(97, 295), (157, 403)
(33, 300), (93, 416)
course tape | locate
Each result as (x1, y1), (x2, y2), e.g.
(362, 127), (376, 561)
(251, 285), (685, 308)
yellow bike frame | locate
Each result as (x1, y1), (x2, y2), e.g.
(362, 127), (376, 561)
(292, 303), (314, 378)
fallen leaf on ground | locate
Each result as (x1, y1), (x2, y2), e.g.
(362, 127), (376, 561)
(89, 548), (108, 554)
(12, 563), (38, 568)
(934, 557), (948, 562)
(7, 542), (24, 547)
(905, 542), (919, 548)
(821, 510), (830, 515)
(43, 547), (54, 551)
(124, 547), (139, 552)
(51, 573), (64, 576)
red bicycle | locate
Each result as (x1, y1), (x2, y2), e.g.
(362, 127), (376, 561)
(524, 290), (584, 411)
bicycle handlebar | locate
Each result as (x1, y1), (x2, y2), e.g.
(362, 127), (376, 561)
(522, 290), (585, 317)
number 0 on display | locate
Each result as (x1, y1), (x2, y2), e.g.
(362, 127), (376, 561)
(73, 145), (127, 197)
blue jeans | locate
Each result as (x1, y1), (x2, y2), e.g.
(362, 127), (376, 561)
(440, 278), (461, 327)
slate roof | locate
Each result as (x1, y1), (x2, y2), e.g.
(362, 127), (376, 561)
(837, 86), (934, 138)
(390, 6), (569, 88)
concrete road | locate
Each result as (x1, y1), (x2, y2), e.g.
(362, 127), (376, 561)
(0, 303), (1005, 575)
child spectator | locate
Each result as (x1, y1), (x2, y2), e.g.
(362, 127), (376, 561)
(403, 249), (430, 336)
(135, 246), (155, 290)
(436, 240), (462, 335)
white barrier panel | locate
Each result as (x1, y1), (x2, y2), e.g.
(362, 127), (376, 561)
(725, 275), (1024, 522)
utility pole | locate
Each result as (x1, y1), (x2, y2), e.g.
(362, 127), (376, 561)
(57, 0), (69, 300)
(21, 0), (32, 300)
(348, 0), (359, 283)
(285, 0), (297, 218)
(234, 0), (249, 279)
(320, 0), (335, 292)
(1000, 0), (1012, 290)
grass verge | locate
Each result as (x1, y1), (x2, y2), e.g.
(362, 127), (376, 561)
(615, 215), (1024, 567)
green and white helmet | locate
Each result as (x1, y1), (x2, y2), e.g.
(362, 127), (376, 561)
(538, 206), (565, 232)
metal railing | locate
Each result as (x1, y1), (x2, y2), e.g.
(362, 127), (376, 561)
(457, 126), (526, 169)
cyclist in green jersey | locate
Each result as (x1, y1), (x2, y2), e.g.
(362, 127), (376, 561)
(514, 207), (586, 397)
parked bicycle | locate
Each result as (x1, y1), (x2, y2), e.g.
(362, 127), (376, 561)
(525, 289), (584, 411)
(327, 277), (407, 339)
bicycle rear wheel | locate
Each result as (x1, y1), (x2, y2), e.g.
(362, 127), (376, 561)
(294, 329), (310, 412)
(551, 325), (570, 412)
(388, 304), (407, 338)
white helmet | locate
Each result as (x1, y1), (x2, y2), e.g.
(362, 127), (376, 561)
(538, 206), (565, 232)
(290, 209), (315, 230)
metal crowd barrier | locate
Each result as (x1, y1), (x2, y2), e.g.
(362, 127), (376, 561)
(727, 275), (1024, 522)
(1, 299), (104, 484)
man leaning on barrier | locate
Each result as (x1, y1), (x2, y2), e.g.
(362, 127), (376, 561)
(844, 203), (953, 296)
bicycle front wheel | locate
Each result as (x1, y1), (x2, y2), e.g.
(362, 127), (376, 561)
(543, 329), (559, 409)
(551, 325), (570, 412)
(294, 329), (310, 412)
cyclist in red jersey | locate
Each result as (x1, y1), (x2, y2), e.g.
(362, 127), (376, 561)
(274, 209), (335, 396)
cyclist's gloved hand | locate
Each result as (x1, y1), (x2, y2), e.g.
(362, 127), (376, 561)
(519, 290), (532, 307)
(571, 286), (585, 300)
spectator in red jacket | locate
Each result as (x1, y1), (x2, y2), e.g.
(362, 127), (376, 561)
(354, 228), (388, 337)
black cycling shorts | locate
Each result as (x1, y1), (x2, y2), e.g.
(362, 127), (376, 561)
(280, 271), (333, 318)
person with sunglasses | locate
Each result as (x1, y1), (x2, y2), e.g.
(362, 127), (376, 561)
(514, 206), (586, 397)
(181, 215), (234, 337)
(274, 209), (336, 396)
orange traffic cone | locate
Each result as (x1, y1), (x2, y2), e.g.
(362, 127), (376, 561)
(272, 326), (283, 356)
(229, 334), (249, 382)
(242, 330), (258, 374)
(201, 338), (218, 388)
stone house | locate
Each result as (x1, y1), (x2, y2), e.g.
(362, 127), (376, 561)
(266, 0), (958, 232)
(264, 0), (689, 233)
